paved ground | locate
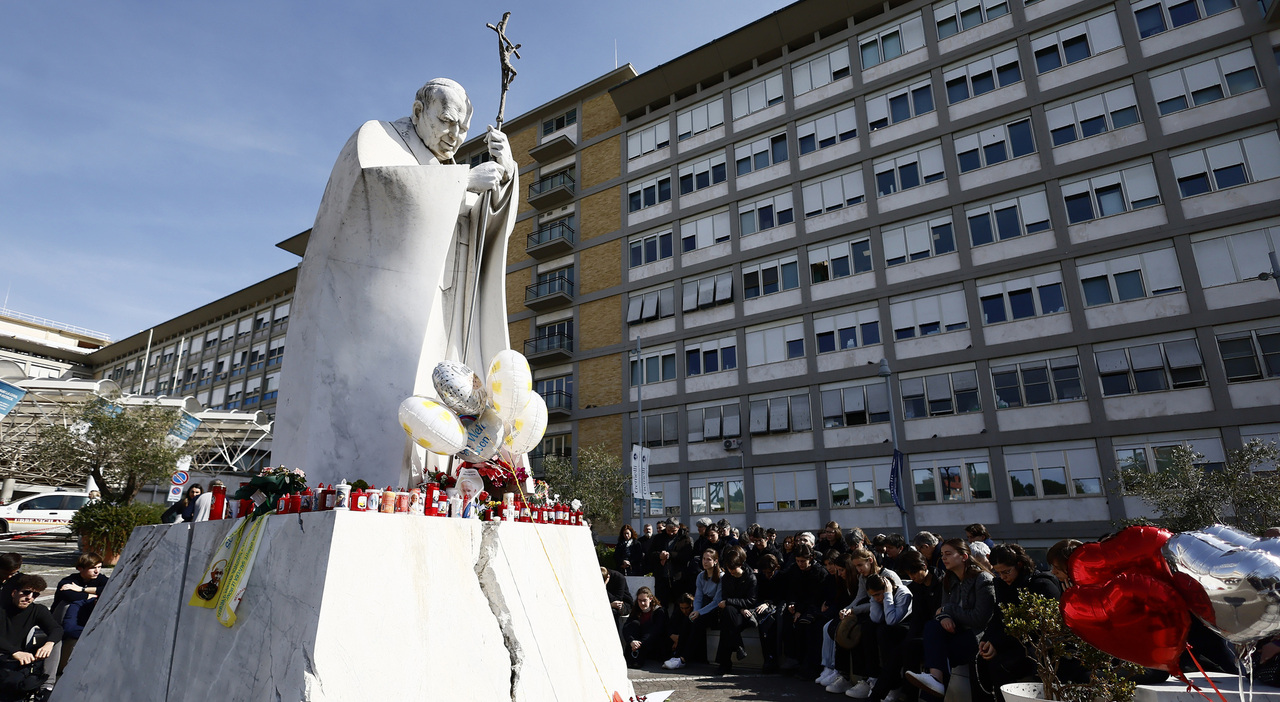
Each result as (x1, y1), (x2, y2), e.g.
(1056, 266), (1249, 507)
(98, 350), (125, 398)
(629, 665), (846, 701)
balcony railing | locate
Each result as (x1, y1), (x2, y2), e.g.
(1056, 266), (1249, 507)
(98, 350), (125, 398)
(523, 333), (573, 359)
(525, 275), (574, 310)
(526, 221), (575, 257)
(541, 391), (573, 414)
(527, 172), (576, 209)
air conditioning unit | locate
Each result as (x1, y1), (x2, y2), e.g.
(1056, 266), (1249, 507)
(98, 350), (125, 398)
(723, 439), (742, 450)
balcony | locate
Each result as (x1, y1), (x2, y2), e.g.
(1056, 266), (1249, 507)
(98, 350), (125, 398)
(526, 220), (575, 258)
(528, 133), (575, 163)
(527, 172), (575, 210)
(527, 450), (570, 476)
(541, 391), (573, 418)
(525, 274), (574, 311)
(523, 333), (573, 364)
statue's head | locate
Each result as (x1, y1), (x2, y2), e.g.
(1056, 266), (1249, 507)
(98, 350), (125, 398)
(411, 78), (473, 163)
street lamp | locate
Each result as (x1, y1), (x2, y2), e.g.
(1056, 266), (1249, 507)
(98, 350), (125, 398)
(879, 359), (911, 540)
(1256, 250), (1280, 295)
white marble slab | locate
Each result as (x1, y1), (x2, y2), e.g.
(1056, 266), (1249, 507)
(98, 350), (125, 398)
(1136, 673), (1280, 702)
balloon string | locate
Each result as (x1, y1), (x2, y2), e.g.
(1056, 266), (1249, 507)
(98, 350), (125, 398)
(1186, 645), (1231, 702)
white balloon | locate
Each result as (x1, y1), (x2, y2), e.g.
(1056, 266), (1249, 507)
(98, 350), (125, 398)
(503, 393), (548, 456)
(458, 407), (505, 462)
(487, 349), (532, 424)
(432, 361), (487, 417)
(398, 396), (466, 456)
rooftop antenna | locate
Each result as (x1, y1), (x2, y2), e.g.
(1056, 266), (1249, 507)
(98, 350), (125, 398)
(614, 39), (618, 69)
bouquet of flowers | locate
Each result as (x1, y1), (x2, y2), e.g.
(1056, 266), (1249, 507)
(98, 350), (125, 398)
(425, 470), (457, 490)
(231, 466), (307, 518)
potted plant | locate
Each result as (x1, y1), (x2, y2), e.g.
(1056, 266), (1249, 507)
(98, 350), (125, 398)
(69, 501), (165, 565)
(999, 592), (1141, 702)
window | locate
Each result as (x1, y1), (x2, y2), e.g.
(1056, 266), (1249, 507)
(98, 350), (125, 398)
(1216, 328), (1280, 381)
(1116, 437), (1227, 480)
(629, 229), (674, 267)
(992, 355), (1084, 408)
(677, 98), (725, 141)
(529, 320), (573, 354)
(978, 269), (1067, 324)
(629, 350), (677, 386)
(682, 272), (734, 313)
(955, 117), (1035, 173)
(742, 255), (800, 300)
(467, 151), (493, 168)
(1061, 162), (1161, 224)
(263, 372), (280, 401)
(248, 343), (267, 371)
(874, 143), (945, 196)
(685, 336), (738, 376)
(1171, 130), (1280, 198)
(1032, 12), (1122, 74)
(1150, 48), (1261, 116)
(860, 16), (926, 69)
(266, 339), (284, 366)
(543, 108), (577, 136)
(1133, 0), (1236, 39)
(890, 288), (968, 339)
(748, 394), (813, 434)
(273, 303), (290, 325)
(1006, 446), (1104, 498)
(809, 235), (874, 283)
(882, 213), (955, 266)
(628, 175), (672, 213)
(822, 381), (891, 427)
(801, 167), (866, 217)
(731, 73), (785, 120)
(866, 77), (935, 131)
(678, 153), (728, 195)
(1077, 246), (1183, 305)
(625, 286), (676, 324)
(734, 131), (789, 177)
(739, 190), (795, 235)
(1095, 338), (1206, 396)
(944, 47), (1022, 104)
(254, 314), (269, 331)
(1192, 225), (1280, 288)
(237, 318), (252, 337)
(912, 457), (993, 502)
(628, 121), (670, 159)
(792, 45), (852, 94)
(535, 376), (573, 411)
(966, 189), (1052, 246)
(755, 470), (818, 511)
(220, 323), (235, 343)
(689, 475), (746, 514)
(935, 0), (1011, 39)
(746, 320), (806, 366)
(815, 306), (882, 353)
(798, 104), (857, 154)
(687, 401), (742, 442)
(901, 370), (981, 418)
(679, 212), (730, 253)
(630, 410), (679, 448)
(1046, 83), (1141, 146)
(828, 463), (893, 506)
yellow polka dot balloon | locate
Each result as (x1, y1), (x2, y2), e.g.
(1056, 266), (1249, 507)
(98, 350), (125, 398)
(486, 349), (532, 424)
(504, 392), (548, 455)
(397, 396), (466, 456)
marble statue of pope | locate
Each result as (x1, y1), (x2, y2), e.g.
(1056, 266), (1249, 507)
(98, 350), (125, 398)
(272, 78), (519, 490)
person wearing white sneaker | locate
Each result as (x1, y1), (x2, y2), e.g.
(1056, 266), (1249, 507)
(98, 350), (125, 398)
(661, 656), (685, 670)
(826, 675), (854, 694)
(817, 667), (840, 686)
(914, 539), (996, 699)
(846, 677), (877, 698)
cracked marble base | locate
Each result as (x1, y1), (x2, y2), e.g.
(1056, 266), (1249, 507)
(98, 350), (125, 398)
(53, 513), (634, 702)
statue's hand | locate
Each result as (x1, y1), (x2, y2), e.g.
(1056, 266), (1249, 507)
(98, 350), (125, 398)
(484, 127), (516, 178)
(467, 162), (506, 194)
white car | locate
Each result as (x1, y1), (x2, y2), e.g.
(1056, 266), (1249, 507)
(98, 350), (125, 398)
(0, 490), (91, 535)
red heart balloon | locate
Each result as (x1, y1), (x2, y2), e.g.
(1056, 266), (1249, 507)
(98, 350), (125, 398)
(1062, 572), (1190, 674)
(1169, 571), (1217, 626)
(1069, 526), (1173, 587)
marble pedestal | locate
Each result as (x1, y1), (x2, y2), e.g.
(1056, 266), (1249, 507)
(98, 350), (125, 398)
(1136, 674), (1280, 702)
(52, 512), (635, 702)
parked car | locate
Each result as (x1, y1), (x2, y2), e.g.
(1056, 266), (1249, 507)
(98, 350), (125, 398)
(0, 490), (91, 534)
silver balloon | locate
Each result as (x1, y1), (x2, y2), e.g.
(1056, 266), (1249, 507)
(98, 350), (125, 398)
(1163, 526), (1280, 644)
(432, 361), (487, 417)
(1200, 524), (1280, 560)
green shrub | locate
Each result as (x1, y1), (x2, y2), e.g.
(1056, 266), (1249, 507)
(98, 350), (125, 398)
(595, 542), (615, 568)
(69, 501), (166, 557)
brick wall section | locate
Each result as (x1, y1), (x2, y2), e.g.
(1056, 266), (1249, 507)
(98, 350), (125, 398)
(581, 135), (620, 190)
(508, 320), (527, 349)
(581, 93), (619, 142)
(507, 217), (533, 266)
(509, 126), (536, 171)
(578, 296), (620, 351)
(577, 414), (623, 455)
(578, 354), (621, 409)
(505, 267), (530, 319)
(580, 239), (621, 295)
(580, 186), (620, 240)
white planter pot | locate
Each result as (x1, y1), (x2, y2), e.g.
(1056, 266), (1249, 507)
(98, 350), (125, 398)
(1001, 682), (1047, 702)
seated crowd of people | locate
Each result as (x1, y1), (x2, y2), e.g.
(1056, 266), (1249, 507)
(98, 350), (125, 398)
(606, 518), (1280, 698)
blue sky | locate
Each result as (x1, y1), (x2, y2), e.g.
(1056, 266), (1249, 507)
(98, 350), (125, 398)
(0, 0), (784, 341)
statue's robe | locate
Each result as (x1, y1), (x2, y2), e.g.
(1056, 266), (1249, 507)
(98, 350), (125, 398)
(272, 117), (517, 489)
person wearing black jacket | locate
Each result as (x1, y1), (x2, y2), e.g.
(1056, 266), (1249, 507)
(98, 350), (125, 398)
(0, 575), (61, 701)
(52, 553), (108, 613)
(637, 523), (654, 559)
(651, 520), (694, 606)
(614, 525), (645, 576)
(744, 526), (782, 572)
(973, 544), (1061, 702)
(864, 552), (943, 702)
(622, 587), (669, 668)
(781, 543), (828, 675)
(714, 545), (758, 675)
(753, 554), (785, 673)
(908, 538), (996, 698)
(602, 567), (634, 623)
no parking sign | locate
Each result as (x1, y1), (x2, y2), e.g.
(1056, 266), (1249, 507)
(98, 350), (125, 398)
(167, 485), (184, 503)
(167, 471), (190, 503)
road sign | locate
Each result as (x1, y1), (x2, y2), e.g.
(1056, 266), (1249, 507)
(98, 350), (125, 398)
(167, 485), (183, 503)
(171, 471), (189, 486)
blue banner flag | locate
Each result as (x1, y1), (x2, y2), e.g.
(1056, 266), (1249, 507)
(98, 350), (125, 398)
(168, 410), (202, 445)
(889, 449), (907, 514)
(0, 380), (26, 421)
